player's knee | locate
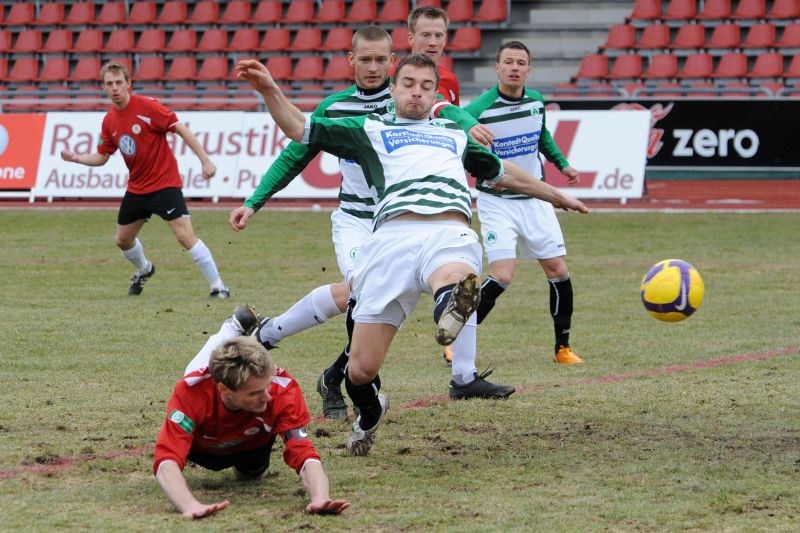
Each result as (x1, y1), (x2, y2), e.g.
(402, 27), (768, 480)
(493, 272), (514, 286)
(346, 361), (377, 385)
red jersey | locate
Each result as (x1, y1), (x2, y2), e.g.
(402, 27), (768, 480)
(390, 63), (460, 106)
(98, 94), (183, 194)
(153, 366), (320, 476)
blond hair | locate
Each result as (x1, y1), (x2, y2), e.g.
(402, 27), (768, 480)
(100, 61), (130, 83)
(209, 337), (273, 390)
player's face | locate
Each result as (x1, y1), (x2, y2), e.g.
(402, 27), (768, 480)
(496, 49), (532, 97)
(222, 374), (272, 414)
(408, 16), (448, 64)
(102, 71), (132, 109)
(390, 64), (437, 120)
(349, 38), (394, 90)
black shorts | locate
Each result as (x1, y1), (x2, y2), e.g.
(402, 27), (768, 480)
(187, 436), (276, 477)
(117, 187), (189, 225)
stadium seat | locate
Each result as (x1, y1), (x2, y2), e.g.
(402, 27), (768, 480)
(670, 23), (706, 49)
(786, 54), (800, 78)
(758, 81), (784, 96)
(777, 23), (800, 48)
(166, 29), (197, 53)
(742, 23), (777, 49)
(678, 53), (713, 78)
(662, 0), (696, 20)
(292, 28), (323, 52)
(266, 56), (293, 81)
(65, 3), (96, 25)
(732, 0), (766, 19)
(622, 82), (646, 97)
(197, 56), (229, 81)
(8, 58), (39, 82)
(136, 56), (165, 81)
(156, 1), (188, 24)
(195, 84), (229, 110)
(628, 0), (661, 21)
(0, 30), (11, 53)
(197, 28), (228, 52)
(283, 0), (315, 24)
(297, 83), (325, 111)
(72, 92), (107, 111)
(292, 56), (324, 81)
(134, 29), (167, 53)
(323, 56), (354, 81)
(748, 52), (784, 77)
(71, 28), (103, 52)
(416, 0), (442, 7)
(346, 0), (379, 23)
(260, 28), (291, 52)
(686, 81), (716, 97)
(697, 0), (731, 19)
(109, 56), (134, 75)
(169, 84), (198, 110)
(42, 29), (73, 53)
(607, 54), (643, 78)
(321, 27), (354, 52)
(4, 85), (40, 112)
(228, 87), (260, 111)
(637, 24), (670, 49)
(73, 57), (102, 82)
(651, 81), (682, 97)
(228, 28), (257, 52)
(126, 2), (157, 25)
(573, 54), (608, 80)
(643, 53), (679, 78)
(707, 24), (741, 49)
(313, 0), (346, 23)
(719, 81), (751, 97)
(601, 24), (636, 50)
(39, 56), (70, 82)
(768, 0), (800, 19)
(94, 2), (126, 25)
(220, 1), (251, 24)
(34, 3), (66, 25)
(587, 82), (618, 97)
(14, 30), (43, 54)
(713, 52), (748, 78)
(166, 57), (197, 81)
(449, 26), (482, 52)
(391, 27), (412, 52)
(377, 0), (410, 24)
(104, 29), (135, 53)
(446, 0), (474, 22)
(0, 60), (7, 80)
(475, 0), (509, 23)
(253, 0), (283, 23)
(188, 1), (219, 24)
(5, 3), (35, 25)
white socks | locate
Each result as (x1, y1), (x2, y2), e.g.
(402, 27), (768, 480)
(259, 284), (342, 346)
(121, 238), (150, 272)
(450, 313), (478, 385)
(188, 240), (225, 290)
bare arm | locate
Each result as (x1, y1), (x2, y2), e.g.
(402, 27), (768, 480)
(155, 460), (230, 519)
(60, 150), (109, 166)
(173, 123), (216, 180)
(300, 460), (351, 515)
(498, 160), (589, 214)
(235, 59), (307, 142)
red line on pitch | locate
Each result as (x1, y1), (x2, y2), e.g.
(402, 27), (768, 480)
(2, 345), (797, 479)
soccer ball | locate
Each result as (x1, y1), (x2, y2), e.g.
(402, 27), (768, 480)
(640, 259), (704, 322)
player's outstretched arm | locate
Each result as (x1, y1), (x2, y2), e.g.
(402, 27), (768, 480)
(229, 206), (255, 231)
(236, 59), (306, 142)
(499, 160), (589, 214)
(300, 460), (351, 515)
(156, 460), (230, 519)
(60, 150), (110, 167)
(173, 123), (217, 180)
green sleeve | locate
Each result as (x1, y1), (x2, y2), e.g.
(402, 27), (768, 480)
(435, 103), (480, 132)
(463, 138), (502, 183)
(307, 116), (367, 161)
(243, 141), (320, 212)
(536, 98), (569, 171)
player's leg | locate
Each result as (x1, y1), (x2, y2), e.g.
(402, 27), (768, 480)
(116, 192), (155, 295)
(540, 256), (581, 363)
(184, 305), (258, 375)
(316, 291), (355, 420)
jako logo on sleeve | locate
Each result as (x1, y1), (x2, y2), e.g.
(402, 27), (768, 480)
(381, 129), (457, 154)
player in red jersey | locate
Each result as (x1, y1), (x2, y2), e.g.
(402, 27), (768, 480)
(407, 6), (460, 105)
(60, 62), (229, 298)
(154, 306), (350, 518)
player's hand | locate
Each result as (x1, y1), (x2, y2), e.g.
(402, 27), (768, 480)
(182, 500), (229, 519)
(561, 166), (580, 186)
(468, 124), (495, 147)
(201, 159), (217, 180)
(60, 149), (78, 163)
(554, 193), (589, 214)
(229, 206), (255, 231)
(305, 499), (351, 515)
(235, 59), (278, 94)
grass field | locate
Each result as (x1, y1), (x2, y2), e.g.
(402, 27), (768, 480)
(1, 208), (798, 532)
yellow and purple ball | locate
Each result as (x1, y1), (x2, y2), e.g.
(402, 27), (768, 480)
(640, 259), (704, 322)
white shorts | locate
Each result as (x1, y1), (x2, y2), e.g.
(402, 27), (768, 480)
(477, 192), (566, 262)
(351, 220), (482, 328)
(331, 208), (373, 282)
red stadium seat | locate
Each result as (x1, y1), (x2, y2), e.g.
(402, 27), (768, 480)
(697, 0), (731, 19)
(678, 53), (713, 78)
(628, 0), (661, 21)
(416, 0), (442, 7)
(34, 3), (66, 25)
(72, 29), (103, 52)
(475, 0), (509, 23)
(391, 27), (412, 52)
(260, 28), (291, 52)
(346, 0), (379, 23)
(126, 2), (157, 25)
(768, 0), (800, 19)
(713, 52), (748, 78)
(220, 1), (252, 24)
(166, 29), (197, 53)
(787, 54), (800, 78)
(228, 28), (258, 52)
(742, 23), (777, 48)
(748, 52), (784, 77)
(297, 83), (325, 111)
(188, 1), (219, 24)
(292, 56), (324, 81)
(228, 87), (260, 111)
(662, 0), (696, 20)
(651, 81), (682, 97)
(8, 58), (39, 82)
(95, 2), (126, 25)
(253, 0), (283, 23)
(292, 28), (323, 52)
(0, 30), (11, 53)
(573, 54), (608, 80)
(449, 26), (482, 52)
(104, 29), (135, 53)
(323, 56), (354, 81)
(14, 30), (43, 54)
(321, 27), (354, 52)
(136, 56), (165, 81)
(283, 0), (315, 24)
(446, 0), (474, 23)
(686, 81), (716, 98)
(758, 81), (784, 96)
(719, 81), (751, 97)
(708, 23), (741, 49)
(5, 3), (35, 25)
(266, 56), (293, 81)
(588, 82), (619, 97)
(4, 85), (40, 112)
(197, 56), (230, 81)
(167, 84), (198, 110)
(197, 28), (228, 52)
(108, 56), (134, 75)
(637, 24), (670, 49)
(377, 0), (410, 23)
(607, 54), (643, 78)
(65, 3), (96, 25)
(195, 84), (229, 110)
(156, 2), (188, 24)
(73, 57), (102, 82)
(670, 24), (705, 49)
(732, 0), (766, 19)
(134, 29), (166, 53)
(42, 29), (73, 53)
(166, 57), (197, 81)
(39, 57), (70, 82)
(778, 23), (800, 48)
(622, 82), (646, 97)
(601, 24), (636, 50)
(72, 93), (107, 111)
(0, 59), (7, 80)
(313, 0), (346, 23)
(643, 53), (679, 78)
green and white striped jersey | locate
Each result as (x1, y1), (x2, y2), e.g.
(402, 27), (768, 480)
(464, 86), (569, 200)
(302, 114), (503, 229)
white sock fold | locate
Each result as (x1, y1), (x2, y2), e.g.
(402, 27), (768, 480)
(261, 284), (343, 346)
(188, 240), (224, 289)
(451, 313), (478, 385)
(121, 238), (149, 272)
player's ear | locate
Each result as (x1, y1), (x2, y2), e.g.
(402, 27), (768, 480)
(348, 51), (355, 68)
